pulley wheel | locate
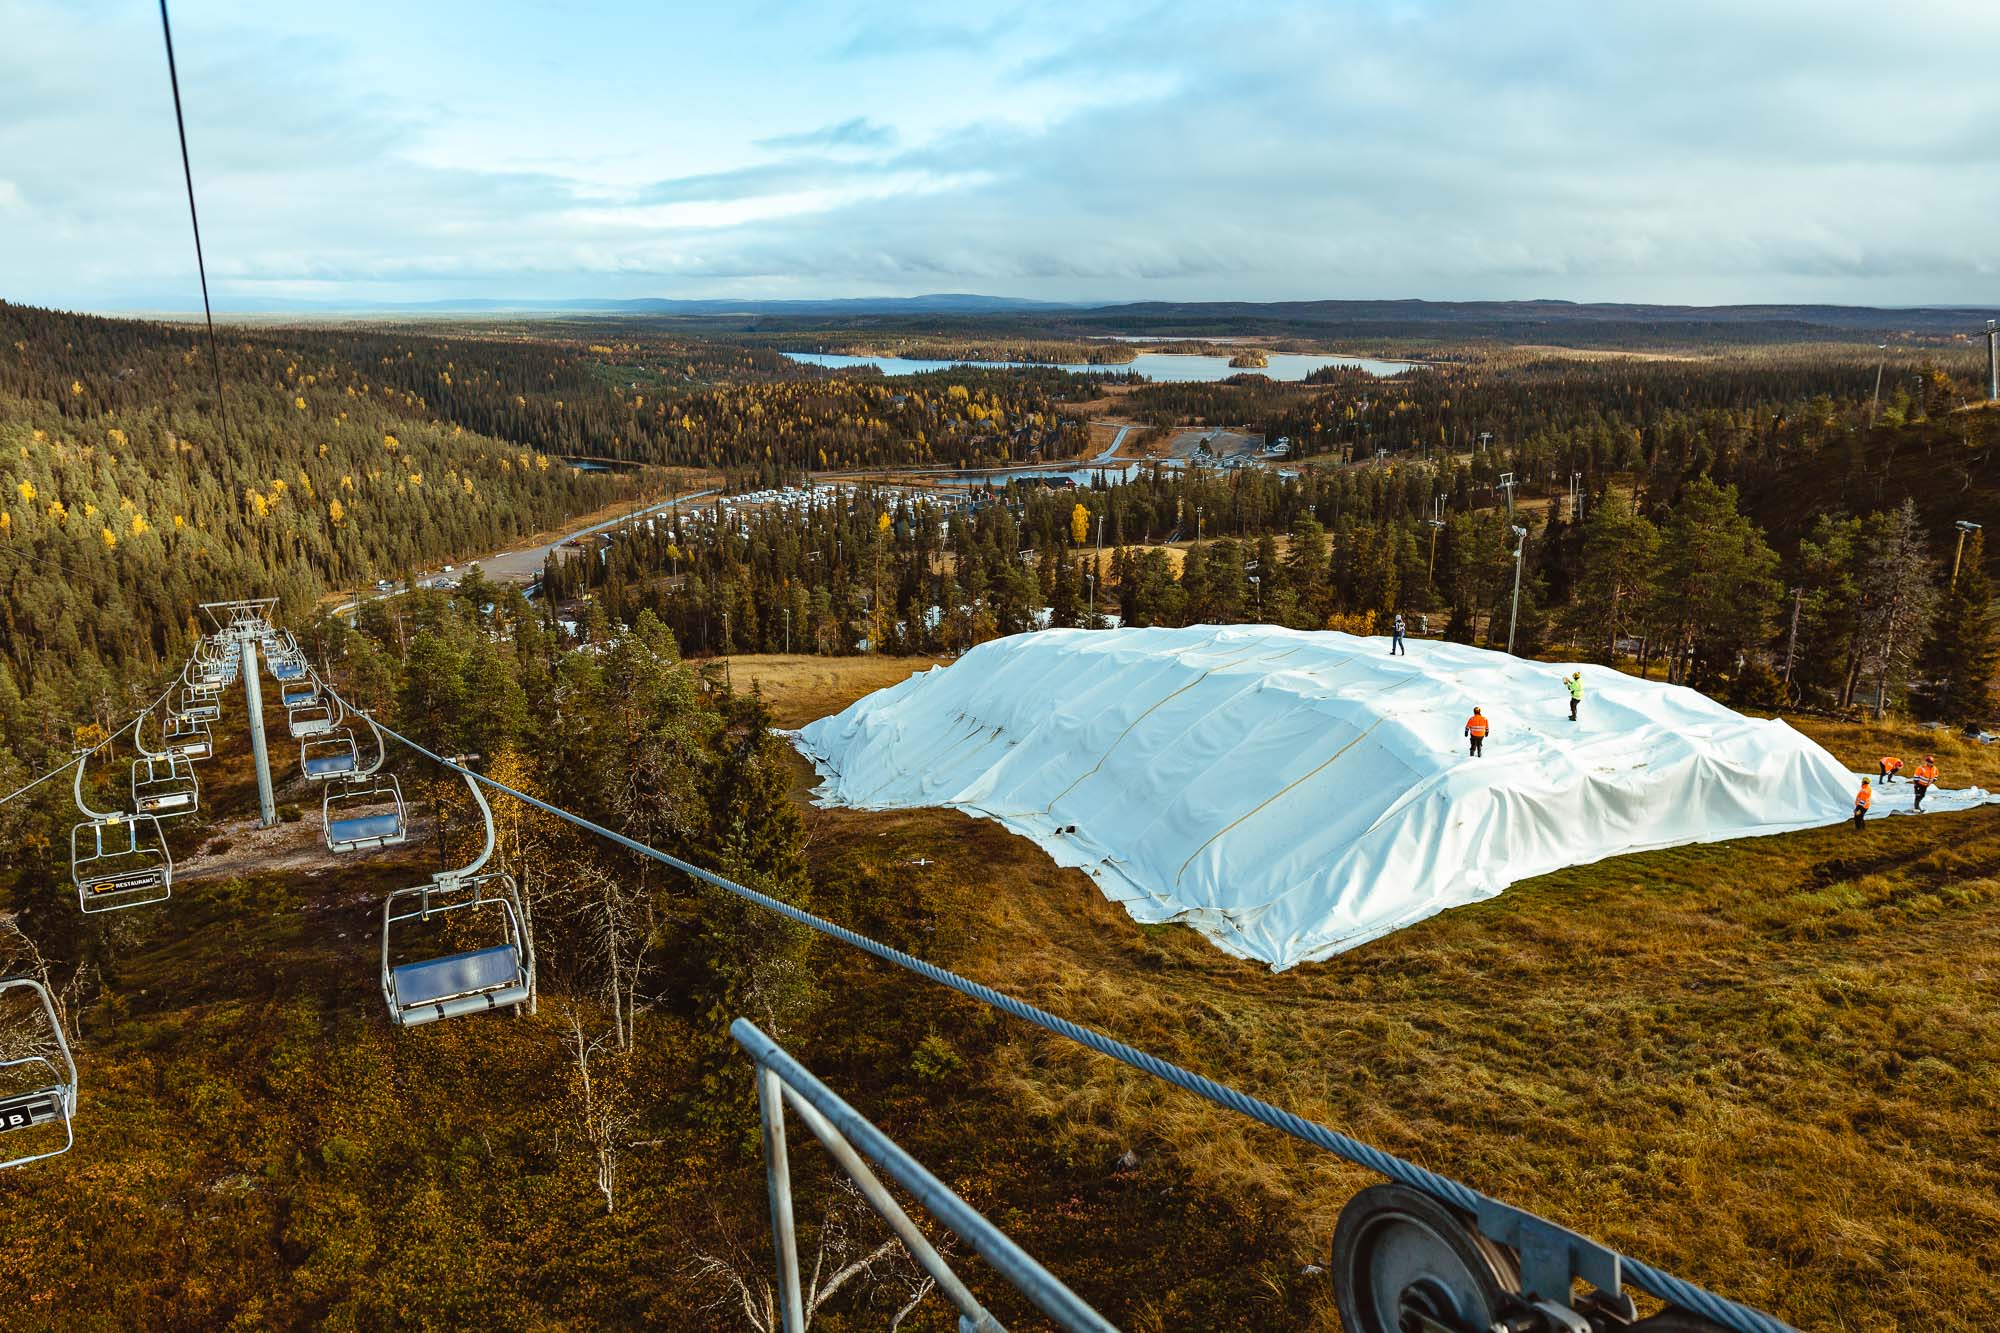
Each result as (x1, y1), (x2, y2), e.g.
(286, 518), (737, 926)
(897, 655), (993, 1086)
(1330, 1183), (1520, 1333)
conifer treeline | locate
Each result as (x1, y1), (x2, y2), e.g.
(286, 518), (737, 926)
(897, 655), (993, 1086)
(560, 401), (1998, 725)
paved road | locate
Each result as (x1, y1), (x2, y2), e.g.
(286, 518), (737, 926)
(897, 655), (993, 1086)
(333, 488), (717, 616)
(1091, 423), (1134, 464)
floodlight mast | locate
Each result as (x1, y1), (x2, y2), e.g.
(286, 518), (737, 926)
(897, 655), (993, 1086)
(1953, 519), (1983, 589)
(1506, 524), (1528, 656)
(1987, 320), (1998, 402)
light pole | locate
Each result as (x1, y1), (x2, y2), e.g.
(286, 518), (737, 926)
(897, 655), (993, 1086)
(1085, 571), (1097, 622)
(1505, 524), (1527, 656)
(783, 607), (792, 655)
(1952, 520), (1983, 589)
(1869, 343), (1888, 426)
(1427, 517), (1445, 580)
(1986, 320), (1997, 402)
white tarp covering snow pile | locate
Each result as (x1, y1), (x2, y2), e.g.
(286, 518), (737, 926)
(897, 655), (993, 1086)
(795, 626), (1998, 969)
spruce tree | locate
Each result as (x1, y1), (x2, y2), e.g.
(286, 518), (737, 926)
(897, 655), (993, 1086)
(1914, 531), (1997, 726)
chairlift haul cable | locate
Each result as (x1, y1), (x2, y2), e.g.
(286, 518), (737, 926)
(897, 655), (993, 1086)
(156, 0), (236, 456)
(0, 671), (190, 810)
(332, 685), (1796, 1333)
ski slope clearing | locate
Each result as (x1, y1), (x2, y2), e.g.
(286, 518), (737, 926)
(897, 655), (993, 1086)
(795, 626), (1998, 969)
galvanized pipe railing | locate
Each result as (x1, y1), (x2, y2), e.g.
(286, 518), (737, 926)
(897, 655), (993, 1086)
(733, 1019), (1116, 1333)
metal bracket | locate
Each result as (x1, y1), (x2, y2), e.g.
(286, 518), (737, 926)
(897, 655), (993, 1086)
(1474, 1198), (1623, 1311)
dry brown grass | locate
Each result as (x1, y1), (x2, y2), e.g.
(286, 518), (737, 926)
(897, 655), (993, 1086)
(771, 655), (2000, 1331)
(721, 653), (944, 727)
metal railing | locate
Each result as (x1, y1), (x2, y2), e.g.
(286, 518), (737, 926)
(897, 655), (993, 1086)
(732, 1019), (1118, 1333)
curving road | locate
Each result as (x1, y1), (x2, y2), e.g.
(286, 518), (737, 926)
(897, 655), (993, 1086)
(334, 488), (717, 616)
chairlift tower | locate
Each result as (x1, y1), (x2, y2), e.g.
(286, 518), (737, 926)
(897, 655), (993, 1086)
(1506, 524), (1528, 656)
(201, 599), (282, 830)
(1497, 472), (1516, 517)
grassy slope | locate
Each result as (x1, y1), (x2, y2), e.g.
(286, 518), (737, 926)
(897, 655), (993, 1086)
(7, 656), (1996, 1330)
(763, 657), (2000, 1331)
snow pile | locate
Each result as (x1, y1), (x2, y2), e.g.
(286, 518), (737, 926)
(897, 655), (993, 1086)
(795, 626), (1997, 969)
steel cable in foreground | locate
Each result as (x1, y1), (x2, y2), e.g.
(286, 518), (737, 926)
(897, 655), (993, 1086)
(342, 690), (1797, 1333)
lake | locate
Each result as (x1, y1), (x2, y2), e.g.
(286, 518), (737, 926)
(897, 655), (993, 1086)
(782, 350), (1412, 382)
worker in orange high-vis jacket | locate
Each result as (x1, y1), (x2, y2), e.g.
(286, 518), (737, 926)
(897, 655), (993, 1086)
(1912, 756), (1938, 810)
(1878, 755), (1904, 783)
(1852, 777), (1872, 830)
(1464, 706), (1489, 758)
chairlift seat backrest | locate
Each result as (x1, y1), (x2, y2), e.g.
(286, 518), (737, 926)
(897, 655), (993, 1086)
(390, 944), (523, 1010)
(0, 1089), (65, 1132)
(329, 811), (403, 846)
(290, 710), (335, 740)
(303, 749), (357, 779)
(281, 682), (318, 707)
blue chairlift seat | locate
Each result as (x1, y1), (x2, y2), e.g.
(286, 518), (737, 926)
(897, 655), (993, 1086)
(325, 774), (407, 853)
(331, 811), (403, 845)
(280, 681), (318, 708)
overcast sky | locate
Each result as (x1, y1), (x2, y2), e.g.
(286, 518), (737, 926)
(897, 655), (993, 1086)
(3, 0), (1996, 311)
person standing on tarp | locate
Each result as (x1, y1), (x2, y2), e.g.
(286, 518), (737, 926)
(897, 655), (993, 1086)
(1390, 613), (1406, 656)
(1565, 671), (1584, 722)
(1464, 706), (1489, 757)
(1852, 777), (1872, 830)
(1912, 756), (1938, 810)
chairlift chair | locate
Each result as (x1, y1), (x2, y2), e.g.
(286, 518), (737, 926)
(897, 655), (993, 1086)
(70, 754), (172, 913)
(300, 729), (361, 781)
(280, 679), (319, 709)
(161, 712), (213, 761)
(324, 715), (406, 852)
(268, 656), (307, 683)
(131, 751), (200, 818)
(326, 775), (408, 853)
(288, 698), (338, 740)
(0, 978), (79, 1170)
(178, 687), (221, 724)
(143, 701), (213, 764)
(381, 767), (533, 1026)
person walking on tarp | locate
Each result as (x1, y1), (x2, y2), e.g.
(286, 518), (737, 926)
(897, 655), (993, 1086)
(1565, 671), (1584, 722)
(1878, 755), (1903, 784)
(1912, 756), (1938, 810)
(1464, 706), (1489, 757)
(1390, 613), (1406, 656)
(1852, 777), (1872, 830)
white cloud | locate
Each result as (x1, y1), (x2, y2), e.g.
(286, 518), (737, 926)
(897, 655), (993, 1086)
(0, 0), (1995, 308)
